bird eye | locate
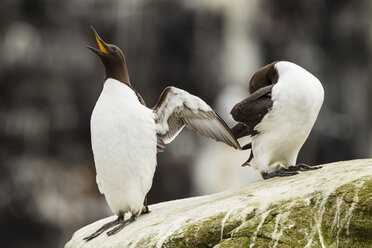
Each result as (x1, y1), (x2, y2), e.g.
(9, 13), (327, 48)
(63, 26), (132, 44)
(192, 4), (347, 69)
(112, 47), (117, 52)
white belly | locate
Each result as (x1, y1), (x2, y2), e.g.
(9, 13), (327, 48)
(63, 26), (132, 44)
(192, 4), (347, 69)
(252, 62), (324, 172)
(90, 79), (157, 215)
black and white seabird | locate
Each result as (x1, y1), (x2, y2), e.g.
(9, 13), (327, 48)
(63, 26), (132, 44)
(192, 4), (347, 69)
(230, 61), (324, 179)
(84, 27), (241, 241)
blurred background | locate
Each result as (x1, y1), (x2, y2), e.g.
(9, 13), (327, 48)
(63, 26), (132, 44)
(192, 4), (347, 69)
(1, 0), (372, 247)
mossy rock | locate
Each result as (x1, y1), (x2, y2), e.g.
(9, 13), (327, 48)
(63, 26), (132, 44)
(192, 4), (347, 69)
(65, 159), (372, 248)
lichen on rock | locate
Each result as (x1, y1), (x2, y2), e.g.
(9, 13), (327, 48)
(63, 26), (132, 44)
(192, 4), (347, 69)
(65, 159), (372, 248)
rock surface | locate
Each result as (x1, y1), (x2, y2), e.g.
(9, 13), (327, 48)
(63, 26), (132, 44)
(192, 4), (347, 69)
(65, 159), (372, 248)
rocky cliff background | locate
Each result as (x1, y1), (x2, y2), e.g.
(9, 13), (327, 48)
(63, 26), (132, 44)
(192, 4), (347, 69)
(1, 0), (372, 247)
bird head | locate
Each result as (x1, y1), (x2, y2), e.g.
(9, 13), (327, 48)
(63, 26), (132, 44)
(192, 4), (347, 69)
(87, 26), (130, 84)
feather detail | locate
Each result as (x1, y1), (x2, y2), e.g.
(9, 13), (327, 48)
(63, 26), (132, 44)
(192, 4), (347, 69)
(153, 87), (241, 150)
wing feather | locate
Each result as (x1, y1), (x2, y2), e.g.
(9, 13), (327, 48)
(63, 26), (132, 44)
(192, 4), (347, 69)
(153, 87), (241, 151)
(230, 84), (274, 136)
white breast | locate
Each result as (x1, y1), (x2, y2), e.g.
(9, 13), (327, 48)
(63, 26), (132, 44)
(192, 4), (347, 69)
(90, 79), (157, 215)
(252, 62), (324, 172)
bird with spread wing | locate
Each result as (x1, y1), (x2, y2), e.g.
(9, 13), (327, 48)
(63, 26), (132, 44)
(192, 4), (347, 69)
(84, 27), (241, 241)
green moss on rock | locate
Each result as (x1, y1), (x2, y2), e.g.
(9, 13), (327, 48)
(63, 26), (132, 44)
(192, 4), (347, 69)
(223, 177), (372, 247)
(65, 160), (372, 248)
(214, 237), (251, 248)
(143, 177), (372, 248)
(320, 178), (372, 248)
(162, 213), (225, 248)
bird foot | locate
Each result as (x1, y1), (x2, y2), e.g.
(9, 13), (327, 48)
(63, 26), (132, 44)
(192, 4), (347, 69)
(288, 163), (322, 172)
(261, 169), (298, 179)
(106, 215), (136, 236)
(83, 215), (124, 241)
(142, 205), (151, 215)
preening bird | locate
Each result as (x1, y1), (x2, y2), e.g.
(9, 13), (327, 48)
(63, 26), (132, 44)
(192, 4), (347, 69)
(84, 27), (241, 241)
(230, 61), (324, 179)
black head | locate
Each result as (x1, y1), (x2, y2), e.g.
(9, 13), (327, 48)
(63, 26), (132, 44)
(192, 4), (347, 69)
(87, 26), (130, 85)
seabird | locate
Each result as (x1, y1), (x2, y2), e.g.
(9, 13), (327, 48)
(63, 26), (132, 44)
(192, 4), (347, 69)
(230, 61), (324, 179)
(84, 27), (241, 241)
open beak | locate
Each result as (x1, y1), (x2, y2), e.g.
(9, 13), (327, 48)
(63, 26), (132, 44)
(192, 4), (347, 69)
(87, 26), (109, 55)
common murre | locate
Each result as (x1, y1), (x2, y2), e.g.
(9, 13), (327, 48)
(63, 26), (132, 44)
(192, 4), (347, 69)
(230, 61), (324, 179)
(84, 27), (241, 241)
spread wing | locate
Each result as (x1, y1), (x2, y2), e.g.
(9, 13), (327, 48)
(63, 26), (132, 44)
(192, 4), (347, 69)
(230, 84), (274, 136)
(153, 86), (241, 152)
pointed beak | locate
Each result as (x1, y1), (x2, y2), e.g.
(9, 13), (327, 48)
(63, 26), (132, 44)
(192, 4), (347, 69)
(87, 26), (109, 55)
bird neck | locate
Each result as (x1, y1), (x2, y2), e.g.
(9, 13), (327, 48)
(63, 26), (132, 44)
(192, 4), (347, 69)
(104, 62), (131, 86)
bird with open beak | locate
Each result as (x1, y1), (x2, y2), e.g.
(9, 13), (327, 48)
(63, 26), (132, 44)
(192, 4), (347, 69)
(84, 27), (241, 241)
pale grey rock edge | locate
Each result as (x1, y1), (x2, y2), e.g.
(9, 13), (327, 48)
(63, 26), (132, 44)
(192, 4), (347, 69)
(65, 159), (372, 248)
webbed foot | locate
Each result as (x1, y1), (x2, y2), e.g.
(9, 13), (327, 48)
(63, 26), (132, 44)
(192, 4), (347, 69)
(288, 163), (322, 172)
(106, 215), (136, 236)
(261, 169), (298, 179)
(84, 215), (124, 241)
